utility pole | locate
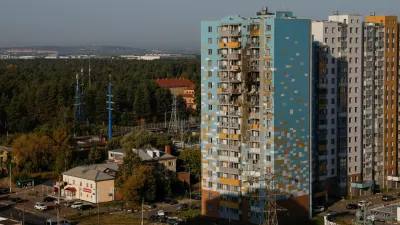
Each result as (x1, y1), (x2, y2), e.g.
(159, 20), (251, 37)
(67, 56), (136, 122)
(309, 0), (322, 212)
(141, 198), (144, 225)
(88, 58), (91, 88)
(107, 75), (114, 140)
(189, 167), (192, 206)
(9, 163), (11, 193)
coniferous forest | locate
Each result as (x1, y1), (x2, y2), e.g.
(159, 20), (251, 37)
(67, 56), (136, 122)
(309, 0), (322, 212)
(0, 59), (200, 137)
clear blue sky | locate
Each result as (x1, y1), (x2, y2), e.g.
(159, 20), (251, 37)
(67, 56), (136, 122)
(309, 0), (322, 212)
(0, 0), (399, 49)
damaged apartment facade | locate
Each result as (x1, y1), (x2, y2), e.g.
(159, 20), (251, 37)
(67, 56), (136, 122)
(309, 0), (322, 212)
(200, 8), (312, 223)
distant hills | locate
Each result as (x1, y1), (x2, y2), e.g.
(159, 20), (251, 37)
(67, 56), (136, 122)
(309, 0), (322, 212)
(0, 45), (199, 56)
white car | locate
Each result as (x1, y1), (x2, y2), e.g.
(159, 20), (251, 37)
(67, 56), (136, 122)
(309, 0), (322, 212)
(157, 210), (165, 216)
(358, 200), (372, 207)
(313, 206), (325, 213)
(34, 202), (47, 211)
(70, 202), (83, 209)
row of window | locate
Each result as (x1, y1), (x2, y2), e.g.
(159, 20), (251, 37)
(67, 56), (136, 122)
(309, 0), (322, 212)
(324, 26), (360, 34)
(325, 37), (360, 44)
(64, 178), (93, 188)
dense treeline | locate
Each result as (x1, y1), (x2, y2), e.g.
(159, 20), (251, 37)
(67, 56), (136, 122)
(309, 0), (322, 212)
(0, 59), (200, 135)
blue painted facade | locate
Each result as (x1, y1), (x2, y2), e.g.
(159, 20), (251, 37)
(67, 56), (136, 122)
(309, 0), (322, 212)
(201, 9), (312, 224)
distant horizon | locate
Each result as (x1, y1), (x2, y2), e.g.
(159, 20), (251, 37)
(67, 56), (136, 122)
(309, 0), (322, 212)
(0, 0), (399, 48)
(0, 45), (200, 51)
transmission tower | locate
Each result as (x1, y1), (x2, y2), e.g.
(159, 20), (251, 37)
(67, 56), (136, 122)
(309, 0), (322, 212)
(168, 94), (180, 133)
(80, 67), (84, 93)
(74, 73), (82, 122)
(107, 75), (114, 140)
(246, 164), (298, 225)
(88, 58), (92, 88)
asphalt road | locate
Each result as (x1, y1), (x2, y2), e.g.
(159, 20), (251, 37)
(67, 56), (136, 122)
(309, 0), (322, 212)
(0, 205), (46, 225)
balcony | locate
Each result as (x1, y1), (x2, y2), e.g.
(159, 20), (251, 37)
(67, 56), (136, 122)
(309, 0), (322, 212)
(219, 121), (229, 127)
(230, 122), (240, 129)
(248, 124), (260, 130)
(250, 42), (260, 48)
(230, 110), (241, 117)
(227, 42), (241, 48)
(219, 42), (227, 48)
(219, 65), (228, 70)
(250, 30), (260, 35)
(249, 112), (260, 119)
(250, 136), (260, 142)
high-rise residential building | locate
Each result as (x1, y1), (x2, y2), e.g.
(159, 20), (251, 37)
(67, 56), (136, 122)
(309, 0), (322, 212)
(311, 14), (363, 198)
(201, 7), (312, 224)
(363, 15), (399, 190)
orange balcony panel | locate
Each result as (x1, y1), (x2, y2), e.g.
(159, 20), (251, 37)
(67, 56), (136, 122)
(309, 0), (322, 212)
(220, 200), (239, 209)
(220, 178), (240, 186)
(319, 145), (326, 151)
(233, 134), (239, 139)
(227, 42), (240, 48)
(219, 133), (227, 138)
(219, 42), (226, 48)
(250, 30), (260, 35)
(319, 104), (326, 109)
(252, 124), (259, 129)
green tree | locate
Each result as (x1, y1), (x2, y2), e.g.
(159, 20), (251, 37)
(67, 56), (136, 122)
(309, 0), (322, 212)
(88, 147), (103, 164)
(116, 149), (142, 187)
(121, 165), (156, 204)
(178, 148), (201, 181)
(120, 130), (157, 150)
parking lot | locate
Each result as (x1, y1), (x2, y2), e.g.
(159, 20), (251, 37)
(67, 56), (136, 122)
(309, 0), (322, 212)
(0, 185), (202, 224)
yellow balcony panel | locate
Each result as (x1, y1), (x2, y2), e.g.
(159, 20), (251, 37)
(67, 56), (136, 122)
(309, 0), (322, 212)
(319, 145), (326, 151)
(250, 30), (260, 35)
(219, 133), (227, 138)
(220, 200), (239, 209)
(233, 134), (239, 139)
(220, 178), (240, 186)
(227, 42), (240, 48)
(219, 42), (226, 48)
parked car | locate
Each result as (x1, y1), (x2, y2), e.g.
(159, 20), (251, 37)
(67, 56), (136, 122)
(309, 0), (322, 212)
(176, 203), (189, 212)
(0, 188), (10, 195)
(144, 202), (157, 209)
(149, 215), (160, 222)
(70, 202), (83, 209)
(157, 210), (165, 216)
(346, 203), (359, 209)
(76, 204), (93, 211)
(313, 206), (325, 213)
(382, 194), (396, 201)
(11, 197), (24, 203)
(192, 194), (201, 200)
(34, 202), (48, 211)
(43, 196), (56, 202)
(358, 200), (372, 207)
(63, 201), (73, 207)
(45, 218), (70, 225)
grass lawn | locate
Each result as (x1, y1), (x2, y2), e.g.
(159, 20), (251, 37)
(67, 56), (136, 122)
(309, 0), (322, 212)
(173, 208), (201, 218)
(67, 213), (141, 225)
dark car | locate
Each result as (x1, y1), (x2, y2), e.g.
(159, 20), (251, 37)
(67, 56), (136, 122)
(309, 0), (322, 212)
(144, 202), (157, 209)
(192, 194), (201, 200)
(163, 198), (178, 205)
(176, 203), (189, 212)
(11, 197), (24, 203)
(382, 194), (396, 201)
(149, 215), (160, 221)
(76, 204), (94, 211)
(42, 196), (56, 202)
(0, 188), (10, 195)
(346, 203), (359, 209)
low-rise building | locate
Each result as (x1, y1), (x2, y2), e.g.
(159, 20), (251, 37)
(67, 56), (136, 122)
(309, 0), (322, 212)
(155, 78), (196, 109)
(62, 163), (118, 203)
(108, 147), (177, 172)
